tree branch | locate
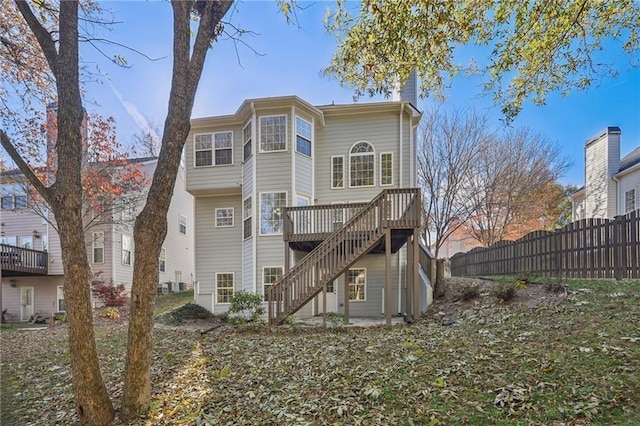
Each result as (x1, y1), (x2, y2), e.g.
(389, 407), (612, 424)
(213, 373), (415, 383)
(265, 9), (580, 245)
(14, 0), (59, 77)
(0, 129), (52, 205)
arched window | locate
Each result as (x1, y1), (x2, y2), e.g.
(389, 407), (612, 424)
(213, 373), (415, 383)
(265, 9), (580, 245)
(349, 141), (375, 187)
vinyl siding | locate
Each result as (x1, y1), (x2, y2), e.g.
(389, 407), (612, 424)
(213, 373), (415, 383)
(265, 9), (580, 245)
(295, 154), (313, 196)
(314, 111), (401, 204)
(1, 276), (64, 321)
(618, 170), (640, 214)
(185, 124), (243, 194)
(242, 238), (253, 292)
(585, 132), (621, 219)
(194, 195), (242, 312)
(243, 156), (253, 196)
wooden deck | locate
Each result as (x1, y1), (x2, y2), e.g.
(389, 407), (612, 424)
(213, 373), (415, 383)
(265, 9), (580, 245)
(1, 244), (48, 277)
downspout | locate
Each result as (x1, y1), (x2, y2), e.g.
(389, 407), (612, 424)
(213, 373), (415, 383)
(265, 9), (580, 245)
(251, 102), (257, 293)
(398, 103), (404, 315)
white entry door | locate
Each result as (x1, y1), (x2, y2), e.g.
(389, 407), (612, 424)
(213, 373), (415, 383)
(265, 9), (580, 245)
(20, 287), (35, 321)
(318, 280), (338, 314)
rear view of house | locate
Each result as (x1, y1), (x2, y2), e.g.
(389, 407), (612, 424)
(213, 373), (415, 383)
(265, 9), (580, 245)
(186, 90), (433, 324)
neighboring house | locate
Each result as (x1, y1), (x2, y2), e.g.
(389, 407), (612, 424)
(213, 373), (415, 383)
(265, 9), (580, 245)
(571, 126), (640, 220)
(0, 158), (195, 322)
(186, 85), (434, 324)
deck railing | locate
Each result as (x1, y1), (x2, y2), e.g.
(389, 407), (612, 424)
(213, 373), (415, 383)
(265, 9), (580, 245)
(1, 244), (48, 276)
(269, 188), (420, 324)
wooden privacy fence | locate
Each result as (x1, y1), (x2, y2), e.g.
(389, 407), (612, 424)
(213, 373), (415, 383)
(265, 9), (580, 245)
(451, 210), (639, 279)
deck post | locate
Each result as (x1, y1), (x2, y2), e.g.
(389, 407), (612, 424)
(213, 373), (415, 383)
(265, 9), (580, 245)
(406, 235), (413, 319)
(413, 228), (420, 321)
(343, 273), (349, 325)
(385, 228), (392, 327)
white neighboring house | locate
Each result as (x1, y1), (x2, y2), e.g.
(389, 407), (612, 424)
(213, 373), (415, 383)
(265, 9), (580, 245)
(0, 158), (195, 323)
(571, 126), (640, 220)
(186, 83), (434, 324)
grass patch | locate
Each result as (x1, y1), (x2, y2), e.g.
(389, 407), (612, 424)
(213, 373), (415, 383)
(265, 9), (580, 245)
(2, 280), (639, 425)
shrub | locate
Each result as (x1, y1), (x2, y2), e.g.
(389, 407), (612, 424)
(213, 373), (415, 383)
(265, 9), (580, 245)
(456, 282), (481, 301)
(229, 291), (265, 321)
(168, 303), (212, 325)
(493, 282), (517, 302)
(91, 273), (127, 307)
(98, 307), (120, 319)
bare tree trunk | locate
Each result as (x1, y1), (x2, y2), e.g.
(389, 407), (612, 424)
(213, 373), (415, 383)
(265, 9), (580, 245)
(120, 1), (233, 420)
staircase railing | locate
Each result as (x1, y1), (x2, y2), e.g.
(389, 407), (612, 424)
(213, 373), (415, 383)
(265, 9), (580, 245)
(268, 188), (420, 324)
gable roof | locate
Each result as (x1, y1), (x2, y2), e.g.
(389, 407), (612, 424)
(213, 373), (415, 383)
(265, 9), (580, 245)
(619, 146), (640, 173)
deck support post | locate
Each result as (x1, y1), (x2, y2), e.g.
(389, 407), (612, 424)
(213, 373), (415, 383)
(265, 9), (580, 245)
(322, 279), (327, 327)
(385, 228), (392, 327)
(343, 273), (349, 325)
(413, 228), (420, 321)
(406, 235), (414, 319)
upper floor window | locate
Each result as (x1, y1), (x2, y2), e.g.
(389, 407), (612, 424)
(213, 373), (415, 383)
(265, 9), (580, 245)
(349, 141), (375, 187)
(260, 192), (286, 235)
(243, 197), (252, 239)
(243, 121), (252, 161)
(122, 234), (132, 266)
(1, 183), (27, 210)
(380, 152), (393, 186)
(179, 214), (187, 234)
(215, 208), (234, 228)
(625, 189), (636, 213)
(295, 116), (312, 157)
(194, 132), (233, 167)
(159, 247), (166, 273)
(260, 115), (287, 152)
(92, 232), (104, 263)
(331, 156), (344, 189)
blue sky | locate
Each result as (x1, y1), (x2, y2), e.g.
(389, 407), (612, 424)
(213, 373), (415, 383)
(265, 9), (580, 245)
(82, 1), (639, 186)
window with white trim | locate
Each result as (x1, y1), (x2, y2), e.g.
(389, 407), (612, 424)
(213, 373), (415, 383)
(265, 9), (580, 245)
(122, 234), (132, 266)
(179, 214), (187, 234)
(216, 272), (234, 304)
(215, 208), (234, 228)
(92, 232), (104, 263)
(263, 266), (283, 301)
(348, 268), (366, 301)
(380, 152), (393, 186)
(194, 133), (213, 166)
(625, 189), (636, 213)
(243, 197), (252, 239)
(159, 247), (166, 273)
(214, 132), (233, 165)
(331, 156), (344, 189)
(243, 121), (252, 161)
(194, 132), (233, 166)
(295, 116), (312, 156)
(0, 183), (27, 210)
(260, 115), (287, 152)
(349, 142), (375, 187)
(260, 192), (286, 235)
(57, 286), (66, 312)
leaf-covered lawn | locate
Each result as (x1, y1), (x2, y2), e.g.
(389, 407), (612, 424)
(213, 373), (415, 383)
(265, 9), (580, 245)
(1, 280), (639, 425)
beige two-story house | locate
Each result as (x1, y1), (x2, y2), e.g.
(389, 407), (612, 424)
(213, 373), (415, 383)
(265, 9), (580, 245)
(0, 158), (195, 322)
(186, 90), (433, 325)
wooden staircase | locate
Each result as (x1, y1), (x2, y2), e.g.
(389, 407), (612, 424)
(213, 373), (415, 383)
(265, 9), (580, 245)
(268, 188), (420, 325)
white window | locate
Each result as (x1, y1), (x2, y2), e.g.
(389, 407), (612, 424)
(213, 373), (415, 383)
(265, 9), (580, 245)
(93, 232), (104, 263)
(260, 192), (287, 235)
(216, 272), (234, 304)
(331, 156), (344, 189)
(57, 286), (66, 312)
(380, 152), (393, 186)
(159, 247), (166, 273)
(122, 234), (132, 266)
(625, 189), (636, 213)
(213, 132), (233, 165)
(42, 235), (48, 252)
(243, 121), (252, 161)
(263, 266), (283, 301)
(215, 208), (234, 228)
(295, 116), (312, 157)
(194, 133), (213, 167)
(243, 197), (252, 239)
(1, 183), (27, 210)
(259, 115), (287, 152)
(349, 142), (375, 187)
(348, 268), (366, 301)
(179, 214), (187, 234)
